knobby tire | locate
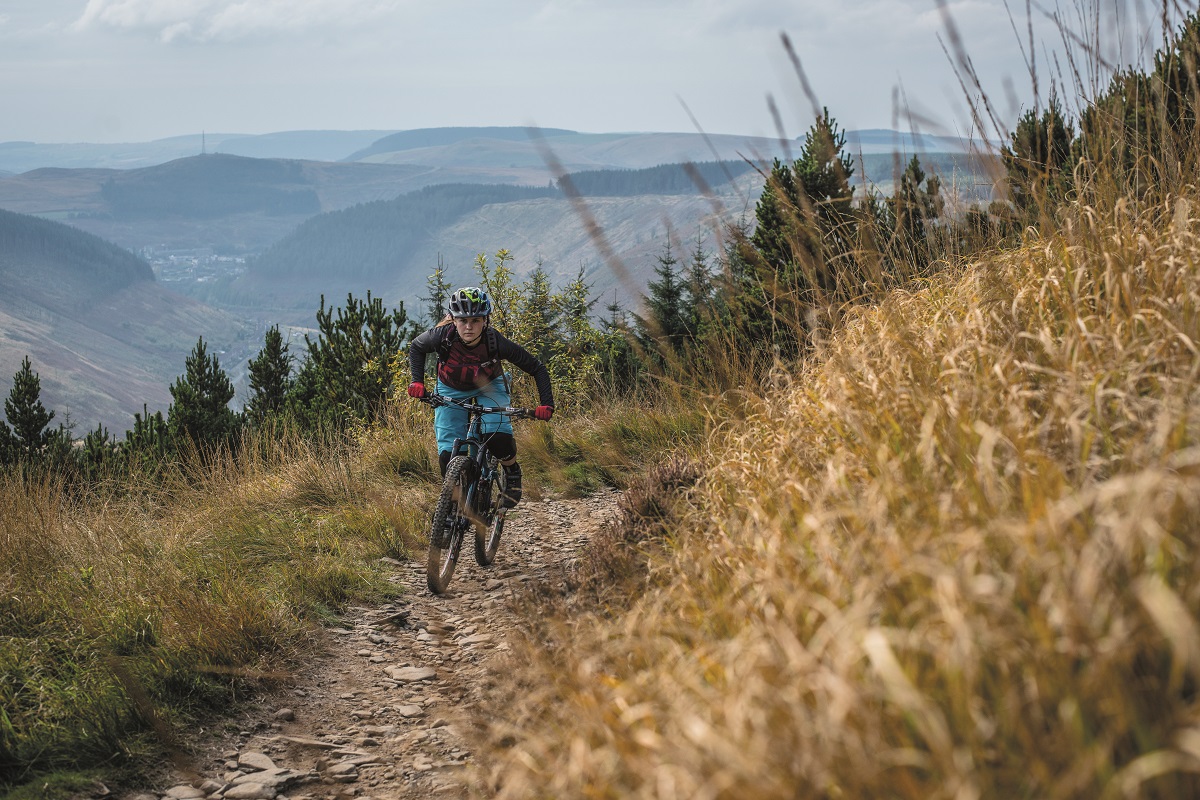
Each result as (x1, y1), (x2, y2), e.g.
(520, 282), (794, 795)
(427, 455), (471, 594)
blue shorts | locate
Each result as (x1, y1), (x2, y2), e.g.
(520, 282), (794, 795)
(434, 376), (512, 454)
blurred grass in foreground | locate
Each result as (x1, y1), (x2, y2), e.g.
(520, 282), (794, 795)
(478, 194), (1200, 798)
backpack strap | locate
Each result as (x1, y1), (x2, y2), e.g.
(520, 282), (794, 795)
(436, 324), (501, 366)
(435, 324), (455, 361)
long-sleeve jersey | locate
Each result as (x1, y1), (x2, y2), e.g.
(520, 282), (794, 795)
(409, 324), (555, 407)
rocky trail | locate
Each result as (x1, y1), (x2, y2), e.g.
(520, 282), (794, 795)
(109, 490), (620, 800)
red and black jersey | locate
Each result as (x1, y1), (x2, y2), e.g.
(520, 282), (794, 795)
(408, 324), (555, 406)
(436, 333), (503, 390)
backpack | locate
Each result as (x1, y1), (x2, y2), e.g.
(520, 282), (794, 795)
(435, 324), (500, 369)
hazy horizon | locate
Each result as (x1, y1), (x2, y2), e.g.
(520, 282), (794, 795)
(1, 1), (1183, 147)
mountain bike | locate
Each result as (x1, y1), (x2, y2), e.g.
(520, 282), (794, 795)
(418, 394), (537, 594)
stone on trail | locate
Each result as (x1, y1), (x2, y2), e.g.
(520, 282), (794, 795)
(223, 783), (277, 800)
(163, 786), (205, 799)
(396, 704), (425, 718)
(237, 751), (276, 771)
(273, 707), (295, 721)
(385, 665), (437, 682)
(460, 633), (494, 645)
(231, 767), (303, 789)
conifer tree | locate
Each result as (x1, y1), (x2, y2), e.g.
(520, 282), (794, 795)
(4, 356), (54, 462)
(0, 418), (12, 467)
(79, 423), (117, 481)
(1002, 93), (1074, 217)
(887, 155), (944, 266)
(548, 267), (602, 408)
(683, 234), (717, 341)
(635, 238), (689, 359)
(246, 325), (293, 425)
(422, 256), (453, 327)
(290, 292), (416, 428)
(168, 337), (238, 451)
(738, 109), (860, 357)
(514, 263), (559, 363)
(598, 298), (642, 394)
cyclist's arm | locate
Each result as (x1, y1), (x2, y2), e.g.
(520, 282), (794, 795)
(408, 328), (440, 384)
(495, 334), (555, 408)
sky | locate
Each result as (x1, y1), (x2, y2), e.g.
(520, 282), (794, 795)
(0, 0), (1186, 144)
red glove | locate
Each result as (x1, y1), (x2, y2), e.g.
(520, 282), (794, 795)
(535, 405), (554, 421)
(407, 381), (426, 398)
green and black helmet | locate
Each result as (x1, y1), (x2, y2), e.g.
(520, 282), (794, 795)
(447, 286), (492, 318)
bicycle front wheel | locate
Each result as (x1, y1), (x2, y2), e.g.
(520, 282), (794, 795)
(427, 456), (471, 594)
(474, 465), (506, 566)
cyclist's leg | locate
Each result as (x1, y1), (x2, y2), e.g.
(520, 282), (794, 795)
(433, 381), (475, 475)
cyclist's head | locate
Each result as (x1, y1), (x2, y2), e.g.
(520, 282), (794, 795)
(447, 286), (492, 319)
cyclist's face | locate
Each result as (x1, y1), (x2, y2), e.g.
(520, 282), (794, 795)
(454, 315), (486, 345)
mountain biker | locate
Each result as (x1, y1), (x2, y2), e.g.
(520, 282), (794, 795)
(407, 286), (554, 507)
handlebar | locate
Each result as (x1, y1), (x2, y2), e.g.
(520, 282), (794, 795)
(417, 394), (539, 420)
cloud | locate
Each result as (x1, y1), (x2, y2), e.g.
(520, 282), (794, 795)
(74, 0), (406, 42)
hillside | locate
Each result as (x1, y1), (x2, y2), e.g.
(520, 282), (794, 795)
(344, 126), (579, 161)
(0, 130), (400, 173)
(218, 168), (762, 319)
(0, 209), (251, 433)
(0, 155), (433, 256)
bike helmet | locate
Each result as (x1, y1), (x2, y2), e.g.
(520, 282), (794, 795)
(447, 286), (492, 318)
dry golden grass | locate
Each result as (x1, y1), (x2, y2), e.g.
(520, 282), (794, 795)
(477, 193), (1200, 798)
(0, 416), (437, 781)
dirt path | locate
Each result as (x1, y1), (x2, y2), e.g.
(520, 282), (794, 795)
(114, 490), (620, 800)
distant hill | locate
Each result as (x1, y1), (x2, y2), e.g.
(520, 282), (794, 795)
(564, 160), (758, 196)
(0, 207), (152, 287)
(216, 130), (397, 161)
(0, 208), (251, 433)
(100, 154), (321, 218)
(229, 183), (561, 308)
(0, 130), (401, 173)
(844, 128), (996, 154)
(210, 164), (765, 320)
(349, 129), (794, 176)
(0, 155), (432, 256)
(345, 127), (578, 161)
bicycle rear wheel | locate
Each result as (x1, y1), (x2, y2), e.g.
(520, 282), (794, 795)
(427, 456), (471, 594)
(474, 465), (506, 566)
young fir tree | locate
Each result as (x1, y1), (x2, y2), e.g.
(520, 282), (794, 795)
(422, 256), (453, 327)
(289, 292), (417, 429)
(596, 297), (642, 395)
(738, 109), (859, 358)
(548, 266), (602, 409)
(887, 155), (944, 267)
(79, 423), (118, 481)
(1002, 93), (1075, 219)
(635, 238), (690, 360)
(121, 403), (172, 474)
(246, 325), (293, 426)
(683, 233), (717, 343)
(168, 337), (239, 451)
(514, 263), (559, 364)
(4, 356), (55, 463)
